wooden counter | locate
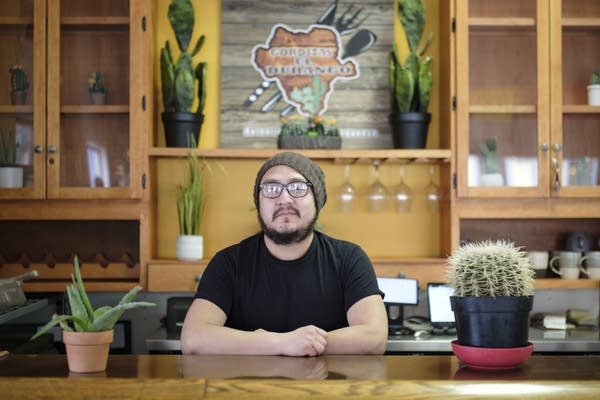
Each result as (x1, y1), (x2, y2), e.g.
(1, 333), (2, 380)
(1, 354), (600, 399)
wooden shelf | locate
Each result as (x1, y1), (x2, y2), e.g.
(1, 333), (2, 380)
(469, 105), (537, 114)
(562, 105), (600, 114)
(0, 17), (33, 26)
(61, 17), (129, 26)
(147, 258), (600, 292)
(61, 105), (129, 114)
(0, 105), (33, 114)
(148, 148), (452, 164)
(562, 18), (600, 27)
(469, 17), (536, 27)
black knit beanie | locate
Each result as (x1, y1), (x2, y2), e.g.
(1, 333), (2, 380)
(254, 152), (327, 212)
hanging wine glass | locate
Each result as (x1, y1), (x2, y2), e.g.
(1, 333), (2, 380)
(337, 163), (357, 213)
(366, 160), (388, 213)
(393, 164), (412, 213)
(425, 164), (440, 214)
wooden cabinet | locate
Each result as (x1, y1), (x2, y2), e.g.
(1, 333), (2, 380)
(455, 0), (600, 199)
(0, 0), (152, 292)
(452, 0), (600, 290)
(0, 0), (149, 200)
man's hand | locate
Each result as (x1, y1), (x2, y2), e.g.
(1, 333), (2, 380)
(276, 325), (328, 356)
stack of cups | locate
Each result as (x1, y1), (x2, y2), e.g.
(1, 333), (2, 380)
(527, 251), (549, 278)
(579, 251), (600, 279)
(549, 251), (582, 280)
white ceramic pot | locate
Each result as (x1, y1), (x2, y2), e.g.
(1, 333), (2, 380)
(588, 84), (600, 106)
(479, 172), (504, 187)
(0, 167), (23, 188)
(176, 235), (203, 261)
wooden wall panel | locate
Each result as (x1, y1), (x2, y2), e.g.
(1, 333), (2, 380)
(220, 0), (394, 149)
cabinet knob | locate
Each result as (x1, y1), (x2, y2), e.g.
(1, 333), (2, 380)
(34, 145), (44, 153)
(48, 145), (57, 153)
(553, 143), (562, 153)
(540, 143), (549, 152)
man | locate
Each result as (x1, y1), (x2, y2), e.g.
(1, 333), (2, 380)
(181, 152), (387, 356)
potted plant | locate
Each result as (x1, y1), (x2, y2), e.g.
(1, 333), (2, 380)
(160, 0), (207, 148)
(388, 0), (433, 149)
(479, 137), (504, 186)
(446, 240), (535, 351)
(88, 71), (107, 105)
(588, 67), (600, 106)
(9, 65), (29, 105)
(176, 148), (206, 261)
(31, 257), (155, 373)
(278, 114), (342, 149)
(0, 128), (23, 188)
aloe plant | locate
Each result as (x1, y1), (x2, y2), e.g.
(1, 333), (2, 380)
(590, 67), (600, 85)
(161, 0), (207, 114)
(0, 128), (18, 167)
(445, 240), (535, 297)
(177, 147), (206, 235)
(388, 0), (433, 113)
(31, 257), (155, 339)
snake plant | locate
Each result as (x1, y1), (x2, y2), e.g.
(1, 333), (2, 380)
(161, 0), (207, 113)
(388, 0), (433, 113)
(31, 257), (155, 339)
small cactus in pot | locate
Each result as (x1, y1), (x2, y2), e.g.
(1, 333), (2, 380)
(88, 71), (107, 104)
(9, 65), (29, 105)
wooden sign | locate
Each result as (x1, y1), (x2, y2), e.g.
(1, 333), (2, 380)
(220, 0), (393, 149)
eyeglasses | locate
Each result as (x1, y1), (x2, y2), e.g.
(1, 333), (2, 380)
(259, 181), (312, 199)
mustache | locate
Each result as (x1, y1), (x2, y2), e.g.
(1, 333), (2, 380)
(273, 206), (300, 219)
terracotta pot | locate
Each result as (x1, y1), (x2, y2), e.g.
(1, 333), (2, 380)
(63, 330), (113, 373)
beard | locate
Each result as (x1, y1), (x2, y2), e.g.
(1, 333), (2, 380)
(258, 206), (317, 245)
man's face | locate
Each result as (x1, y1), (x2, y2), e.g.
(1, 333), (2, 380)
(258, 165), (317, 245)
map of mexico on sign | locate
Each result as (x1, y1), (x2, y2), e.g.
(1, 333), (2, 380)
(251, 24), (359, 116)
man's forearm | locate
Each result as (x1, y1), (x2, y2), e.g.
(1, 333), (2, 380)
(324, 324), (387, 355)
(181, 324), (280, 355)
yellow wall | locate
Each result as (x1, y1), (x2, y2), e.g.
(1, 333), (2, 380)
(154, 0), (442, 260)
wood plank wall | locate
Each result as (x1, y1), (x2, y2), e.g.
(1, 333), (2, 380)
(220, 0), (394, 149)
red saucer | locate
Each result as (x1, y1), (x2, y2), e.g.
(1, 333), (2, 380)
(451, 340), (534, 370)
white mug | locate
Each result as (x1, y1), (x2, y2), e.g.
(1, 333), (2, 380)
(527, 250), (549, 278)
(550, 251), (581, 279)
(579, 251), (600, 279)
(527, 251), (549, 270)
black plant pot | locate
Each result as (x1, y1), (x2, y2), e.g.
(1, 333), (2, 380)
(389, 112), (431, 149)
(161, 112), (204, 148)
(450, 296), (533, 348)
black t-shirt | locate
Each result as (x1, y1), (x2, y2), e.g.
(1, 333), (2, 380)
(194, 231), (382, 332)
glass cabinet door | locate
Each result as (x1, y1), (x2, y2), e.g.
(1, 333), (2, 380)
(0, 0), (45, 199)
(47, 0), (144, 199)
(551, 0), (600, 197)
(456, 0), (549, 197)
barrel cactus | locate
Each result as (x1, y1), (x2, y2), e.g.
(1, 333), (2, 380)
(160, 0), (207, 114)
(445, 240), (535, 297)
(9, 65), (29, 92)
